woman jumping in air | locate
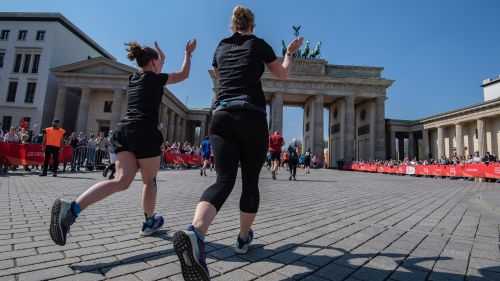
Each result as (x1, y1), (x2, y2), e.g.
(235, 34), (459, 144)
(49, 39), (196, 245)
(172, 5), (303, 280)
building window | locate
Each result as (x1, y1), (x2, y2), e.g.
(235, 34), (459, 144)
(36, 31), (45, 41)
(2, 116), (12, 132)
(13, 54), (22, 73)
(22, 54), (31, 73)
(0, 30), (9, 40)
(360, 109), (367, 121)
(25, 82), (36, 103)
(104, 101), (113, 113)
(6, 81), (18, 102)
(20, 117), (31, 129)
(32, 54), (40, 73)
(18, 30), (27, 41)
(0, 52), (4, 68)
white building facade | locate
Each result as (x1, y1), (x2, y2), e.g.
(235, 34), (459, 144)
(0, 12), (113, 132)
(483, 76), (500, 102)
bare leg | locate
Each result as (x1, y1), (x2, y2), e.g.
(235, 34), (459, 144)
(192, 201), (217, 235)
(239, 212), (256, 239)
(76, 152), (138, 210)
(138, 156), (161, 217)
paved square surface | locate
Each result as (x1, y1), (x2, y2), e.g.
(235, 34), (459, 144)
(1, 168), (499, 281)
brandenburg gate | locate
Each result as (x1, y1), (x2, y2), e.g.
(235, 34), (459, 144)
(210, 58), (393, 168)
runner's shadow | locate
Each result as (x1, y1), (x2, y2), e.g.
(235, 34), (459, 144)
(69, 237), (499, 280)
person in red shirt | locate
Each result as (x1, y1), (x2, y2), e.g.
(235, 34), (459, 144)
(269, 131), (284, 180)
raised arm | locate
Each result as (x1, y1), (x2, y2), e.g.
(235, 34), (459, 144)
(266, 37), (303, 80)
(167, 39), (197, 85)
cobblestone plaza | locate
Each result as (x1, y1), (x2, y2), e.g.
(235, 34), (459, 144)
(0, 169), (499, 280)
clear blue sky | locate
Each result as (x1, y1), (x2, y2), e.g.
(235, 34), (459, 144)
(4, 0), (500, 142)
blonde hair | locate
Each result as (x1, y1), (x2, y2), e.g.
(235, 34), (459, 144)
(231, 5), (255, 33)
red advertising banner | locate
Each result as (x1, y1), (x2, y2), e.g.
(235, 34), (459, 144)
(163, 151), (203, 167)
(483, 164), (500, 179)
(348, 162), (498, 180)
(0, 143), (72, 166)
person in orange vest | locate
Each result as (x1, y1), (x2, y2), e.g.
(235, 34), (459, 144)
(40, 120), (65, 177)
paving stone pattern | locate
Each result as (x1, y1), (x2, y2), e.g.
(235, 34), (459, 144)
(0, 169), (499, 280)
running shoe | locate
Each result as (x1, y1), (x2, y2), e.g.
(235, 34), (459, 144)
(140, 213), (164, 236)
(173, 226), (209, 281)
(272, 170), (276, 180)
(49, 199), (76, 246)
(234, 229), (254, 254)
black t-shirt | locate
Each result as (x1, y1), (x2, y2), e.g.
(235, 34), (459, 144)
(119, 71), (169, 129)
(212, 33), (277, 109)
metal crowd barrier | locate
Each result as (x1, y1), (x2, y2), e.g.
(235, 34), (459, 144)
(69, 146), (110, 172)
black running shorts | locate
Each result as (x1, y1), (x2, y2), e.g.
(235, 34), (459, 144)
(270, 151), (281, 161)
(111, 125), (163, 159)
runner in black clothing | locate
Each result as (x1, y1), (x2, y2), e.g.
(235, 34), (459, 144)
(48, 39), (197, 246)
(288, 139), (299, 181)
(172, 5), (303, 281)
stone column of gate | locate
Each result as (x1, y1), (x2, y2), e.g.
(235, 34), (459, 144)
(422, 129), (430, 159)
(53, 86), (67, 124)
(408, 132), (415, 160)
(176, 117), (182, 142)
(344, 95), (355, 162)
(161, 106), (168, 138)
(477, 119), (486, 157)
(75, 87), (91, 133)
(455, 123), (464, 158)
(111, 88), (123, 130)
(374, 96), (386, 160)
(270, 93), (283, 133)
(311, 95), (324, 162)
(368, 99), (376, 160)
(180, 119), (186, 142)
(437, 126), (444, 159)
(390, 130), (397, 160)
(168, 110), (176, 142)
(199, 121), (206, 143)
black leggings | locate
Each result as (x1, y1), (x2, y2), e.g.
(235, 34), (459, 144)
(289, 162), (297, 178)
(200, 110), (268, 213)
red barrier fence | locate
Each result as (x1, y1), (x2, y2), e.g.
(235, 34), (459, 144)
(345, 163), (500, 180)
(0, 143), (73, 166)
(163, 151), (202, 167)
(0, 143), (202, 167)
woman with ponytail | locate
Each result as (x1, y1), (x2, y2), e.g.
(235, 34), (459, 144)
(49, 39), (196, 246)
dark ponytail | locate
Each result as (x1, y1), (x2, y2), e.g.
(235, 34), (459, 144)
(125, 41), (159, 67)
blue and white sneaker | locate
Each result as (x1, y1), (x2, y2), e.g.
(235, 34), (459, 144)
(140, 213), (164, 236)
(49, 199), (76, 246)
(173, 225), (209, 281)
(234, 229), (254, 254)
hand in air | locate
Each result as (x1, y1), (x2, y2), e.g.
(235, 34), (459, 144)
(287, 37), (304, 55)
(154, 41), (166, 63)
(185, 39), (197, 55)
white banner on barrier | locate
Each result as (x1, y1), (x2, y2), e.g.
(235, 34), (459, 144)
(406, 166), (415, 175)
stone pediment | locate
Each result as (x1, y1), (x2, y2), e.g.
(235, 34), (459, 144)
(52, 57), (136, 76)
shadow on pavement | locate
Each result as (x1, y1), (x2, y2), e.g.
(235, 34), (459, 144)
(69, 231), (500, 280)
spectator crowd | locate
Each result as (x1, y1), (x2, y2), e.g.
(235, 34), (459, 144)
(0, 126), (202, 175)
(355, 151), (499, 167)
